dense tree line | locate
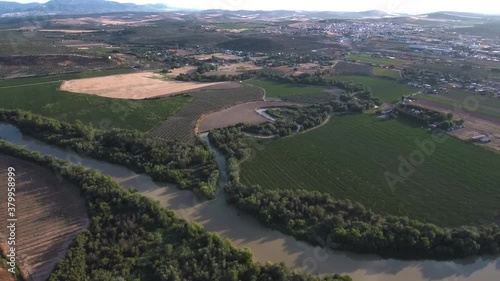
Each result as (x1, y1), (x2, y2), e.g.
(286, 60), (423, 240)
(0, 141), (352, 281)
(0, 110), (219, 198)
(244, 104), (335, 137)
(395, 104), (457, 129)
(176, 70), (256, 82)
(208, 126), (500, 260)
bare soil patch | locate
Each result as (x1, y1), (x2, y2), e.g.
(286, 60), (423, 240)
(51, 15), (162, 26)
(60, 40), (111, 48)
(167, 49), (197, 56)
(60, 72), (230, 99)
(191, 53), (242, 61)
(208, 62), (262, 76)
(414, 99), (500, 151)
(199, 101), (294, 132)
(165, 66), (198, 77)
(272, 63), (323, 76)
(148, 85), (264, 142)
(0, 267), (16, 281)
(0, 154), (89, 281)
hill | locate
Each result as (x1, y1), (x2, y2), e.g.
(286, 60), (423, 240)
(0, 1), (38, 14)
(0, 0), (169, 15)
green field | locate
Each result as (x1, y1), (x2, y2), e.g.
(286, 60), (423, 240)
(336, 75), (415, 103)
(0, 71), (192, 132)
(241, 114), (500, 226)
(349, 54), (406, 66)
(372, 67), (401, 79)
(417, 90), (500, 119)
(247, 80), (327, 97)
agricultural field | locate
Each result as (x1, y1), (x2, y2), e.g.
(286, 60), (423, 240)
(0, 55), (119, 79)
(335, 75), (415, 103)
(0, 72), (192, 132)
(372, 67), (401, 79)
(0, 265), (16, 281)
(240, 114), (500, 226)
(213, 22), (267, 30)
(414, 91), (500, 151)
(206, 62), (262, 76)
(333, 61), (372, 76)
(247, 80), (327, 98)
(281, 91), (341, 104)
(0, 154), (89, 281)
(348, 54), (407, 66)
(60, 71), (231, 99)
(198, 101), (295, 132)
(417, 90), (500, 119)
(148, 84), (264, 142)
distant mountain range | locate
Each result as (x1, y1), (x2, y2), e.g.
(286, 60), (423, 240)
(0, 0), (169, 15)
(201, 9), (402, 19)
(0, 1), (499, 21)
(0, 1), (39, 14)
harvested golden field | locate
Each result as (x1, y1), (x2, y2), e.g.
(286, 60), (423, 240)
(198, 101), (294, 132)
(0, 155), (89, 281)
(60, 72), (230, 99)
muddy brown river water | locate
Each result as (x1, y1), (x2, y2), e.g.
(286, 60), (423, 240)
(1, 124), (499, 281)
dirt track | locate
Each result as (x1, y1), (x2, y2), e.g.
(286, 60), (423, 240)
(0, 154), (89, 281)
(414, 99), (500, 151)
(198, 101), (295, 132)
(60, 72), (231, 99)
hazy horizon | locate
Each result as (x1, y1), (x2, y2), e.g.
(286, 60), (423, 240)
(4, 0), (500, 15)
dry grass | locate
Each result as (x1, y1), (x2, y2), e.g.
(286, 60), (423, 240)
(60, 72), (230, 100)
(0, 154), (88, 281)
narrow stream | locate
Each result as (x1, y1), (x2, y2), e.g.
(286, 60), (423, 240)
(1, 123), (499, 281)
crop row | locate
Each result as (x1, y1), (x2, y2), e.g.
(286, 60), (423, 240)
(0, 55), (116, 79)
(148, 85), (264, 142)
(0, 154), (88, 281)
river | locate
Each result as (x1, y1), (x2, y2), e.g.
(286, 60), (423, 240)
(0, 123), (499, 281)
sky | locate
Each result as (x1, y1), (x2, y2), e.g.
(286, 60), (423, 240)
(8, 0), (500, 15)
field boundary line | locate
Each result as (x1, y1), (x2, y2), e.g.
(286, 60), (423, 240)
(0, 80), (62, 89)
(242, 80), (266, 101)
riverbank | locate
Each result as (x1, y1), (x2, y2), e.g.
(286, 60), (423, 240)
(1, 123), (499, 281)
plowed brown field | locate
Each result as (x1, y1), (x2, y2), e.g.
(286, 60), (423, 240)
(0, 155), (89, 281)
